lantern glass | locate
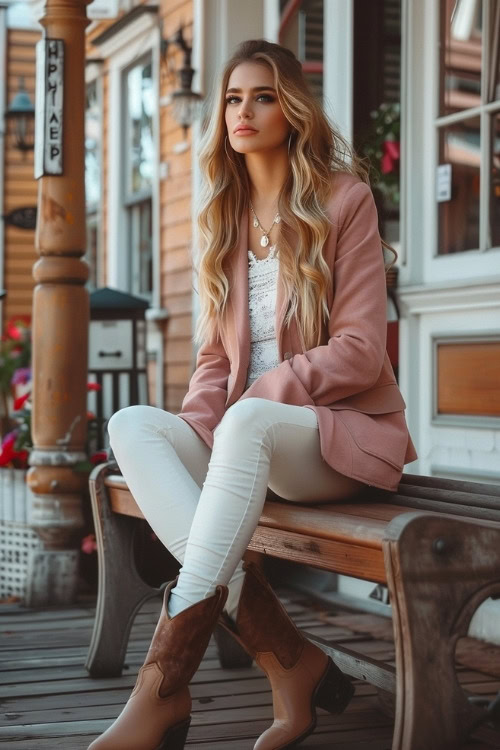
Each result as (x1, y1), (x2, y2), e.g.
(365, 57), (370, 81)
(7, 81), (35, 152)
(172, 91), (202, 132)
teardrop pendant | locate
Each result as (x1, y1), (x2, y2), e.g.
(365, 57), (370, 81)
(260, 234), (269, 247)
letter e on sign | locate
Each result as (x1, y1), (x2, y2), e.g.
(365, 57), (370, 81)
(34, 39), (64, 178)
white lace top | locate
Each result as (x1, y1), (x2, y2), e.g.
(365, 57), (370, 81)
(244, 244), (281, 390)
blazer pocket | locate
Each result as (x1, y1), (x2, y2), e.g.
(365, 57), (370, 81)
(338, 410), (408, 471)
(330, 383), (406, 414)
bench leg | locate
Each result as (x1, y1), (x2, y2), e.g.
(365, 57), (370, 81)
(383, 512), (500, 750)
(85, 464), (164, 677)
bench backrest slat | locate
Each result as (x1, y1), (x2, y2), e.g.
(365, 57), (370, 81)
(399, 473), (500, 498)
(389, 487), (500, 517)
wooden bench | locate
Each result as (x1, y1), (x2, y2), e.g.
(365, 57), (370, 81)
(85, 463), (500, 750)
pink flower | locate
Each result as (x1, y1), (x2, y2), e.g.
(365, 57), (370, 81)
(81, 534), (97, 554)
(87, 382), (102, 392)
(381, 140), (400, 175)
(0, 431), (28, 468)
(13, 392), (30, 411)
(90, 451), (108, 465)
(11, 367), (31, 385)
(6, 316), (30, 341)
(0, 434), (16, 466)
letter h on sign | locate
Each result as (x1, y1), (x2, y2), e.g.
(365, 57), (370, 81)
(34, 39), (64, 178)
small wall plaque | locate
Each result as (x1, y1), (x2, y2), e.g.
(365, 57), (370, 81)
(34, 39), (64, 179)
(436, 163), (452, 203)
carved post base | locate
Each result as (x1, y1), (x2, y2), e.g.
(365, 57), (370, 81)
(26, 464), (86, 606)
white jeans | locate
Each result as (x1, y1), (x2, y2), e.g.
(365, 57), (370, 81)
(107, 398), (364, 619)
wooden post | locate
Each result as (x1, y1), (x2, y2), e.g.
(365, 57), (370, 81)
(27, 0), (90, 606)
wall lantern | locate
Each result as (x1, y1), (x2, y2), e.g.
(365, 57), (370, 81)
(160, 22), (202, 137)
(6, 77), (35, 152)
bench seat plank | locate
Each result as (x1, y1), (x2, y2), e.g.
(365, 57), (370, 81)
(248, 525), (387, 583)
(258, 503), (402, 547)
(108, 486), (145, 520)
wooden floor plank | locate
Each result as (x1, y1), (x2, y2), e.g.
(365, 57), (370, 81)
(1, 587), (499, 749)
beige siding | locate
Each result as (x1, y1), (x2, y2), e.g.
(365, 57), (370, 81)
(3, 29), (40, 324)
(159, 0), (195, 412)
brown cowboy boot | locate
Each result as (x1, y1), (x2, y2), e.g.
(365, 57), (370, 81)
(88, 579), (228, 750)
(219, 562), (354, 750)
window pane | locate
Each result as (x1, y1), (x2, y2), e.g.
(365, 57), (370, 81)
(126, 60), (154, 196)
(85, 80), (101, 207)
(440, 0), (483, 117)
(302, 0), (323, 101)
(139, 200), (153, 295)
(491, 111), (500, 246)
(128, 199), (152, 297)
(438, 114), (480, 254)
(279, 0), (323, 100)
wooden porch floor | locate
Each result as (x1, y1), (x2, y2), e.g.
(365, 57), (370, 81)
(0, 587), (499, 749)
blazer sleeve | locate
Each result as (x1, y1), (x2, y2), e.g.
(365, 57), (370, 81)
(239, 181), (388, 407)
(177, 332), (230, 448)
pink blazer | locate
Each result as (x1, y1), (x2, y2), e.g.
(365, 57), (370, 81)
(178, 171), (418, 492)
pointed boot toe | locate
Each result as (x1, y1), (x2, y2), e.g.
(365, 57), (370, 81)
(88, 581), (228, 750)
(87, 666), (191, 750)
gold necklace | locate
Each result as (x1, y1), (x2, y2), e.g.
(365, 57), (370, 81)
(249, 201), (281, 248)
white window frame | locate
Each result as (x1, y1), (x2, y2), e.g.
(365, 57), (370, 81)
(84, 66), (103, 290)
(323, 0), (353, 144)
(94, 12), (164, 407)
(122, 52), (154, 300)
(97, 13), (160, 309)
(401, 0), (500, 287)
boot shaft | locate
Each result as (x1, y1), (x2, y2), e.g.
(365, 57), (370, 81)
(146, 581), (228, 698)
(233, 563), (304, 669)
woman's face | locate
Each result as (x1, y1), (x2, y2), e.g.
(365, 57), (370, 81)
(224, 61), (290, 155)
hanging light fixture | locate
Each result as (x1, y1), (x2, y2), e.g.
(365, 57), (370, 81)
(160, 22), (202, 137)
(6, 77), (35, 152)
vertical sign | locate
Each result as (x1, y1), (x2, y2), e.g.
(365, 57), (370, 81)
(34, 39), (64, 179)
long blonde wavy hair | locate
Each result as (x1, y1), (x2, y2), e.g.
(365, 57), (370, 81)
(193, 39), (396, 350)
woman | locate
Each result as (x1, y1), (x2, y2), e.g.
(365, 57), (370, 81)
(89, 38), (417, 750)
